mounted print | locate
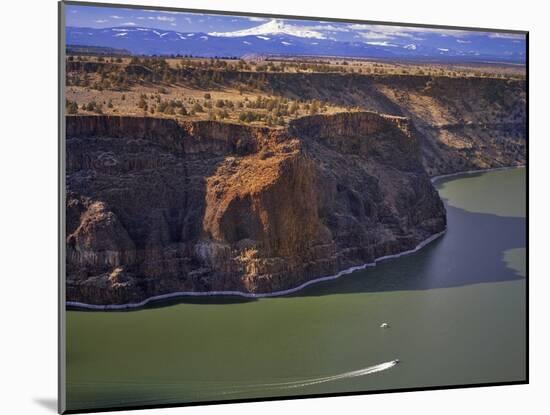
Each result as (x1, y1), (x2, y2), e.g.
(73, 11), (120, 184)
(59, 1), (528, 413)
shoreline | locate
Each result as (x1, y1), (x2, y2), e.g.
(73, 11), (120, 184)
(67, 229), (447, 311)
(430, 164), (525, 183)
(67, 164), (526, 311)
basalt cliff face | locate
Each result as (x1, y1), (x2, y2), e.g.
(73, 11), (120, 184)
(67, 64), (526, 175)
(259, 73), (526, 175)
(156, 70), (525, 176)
(65, 113), (446, 305)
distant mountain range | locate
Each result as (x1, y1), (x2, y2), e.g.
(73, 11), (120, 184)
(66, 20), (526, 63)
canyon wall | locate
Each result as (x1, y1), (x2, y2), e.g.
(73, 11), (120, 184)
(67, 62), (526, 175)
(67, 63), (526, 174)
(65, 113), (446, 304)
(157, 70), (526, 176)
(257, 72), (526, 175)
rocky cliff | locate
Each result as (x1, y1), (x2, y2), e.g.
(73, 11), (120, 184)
(67, 61), (526, 175)
(259, 73), (526, 175)
(65, 113), (446, 305)
(162, 70), (526, 176)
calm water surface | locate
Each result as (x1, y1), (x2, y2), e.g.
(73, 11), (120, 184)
(66, 168), (526, 411)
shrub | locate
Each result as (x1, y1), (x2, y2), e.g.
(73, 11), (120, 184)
(157, 101), (168, 113)
(66, 100), (78, 114)
(137, 96), (147, 109)
(84, 101), (103, 114)
(309, 100), (319, 115)
(239, 111), (260, 123)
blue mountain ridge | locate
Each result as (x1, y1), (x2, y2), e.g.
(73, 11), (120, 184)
(66, 26), (526, 64)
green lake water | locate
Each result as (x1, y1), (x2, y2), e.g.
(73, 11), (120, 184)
(66, 168), (527, 411)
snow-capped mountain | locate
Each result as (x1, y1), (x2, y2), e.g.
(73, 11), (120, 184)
(65, 22), (526, 63)
(208, 19), (326, 39)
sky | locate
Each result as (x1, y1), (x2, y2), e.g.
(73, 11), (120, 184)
(66, 5), (525, 40)
(65, 4), (526, 61)
(66, 5), (278, 33)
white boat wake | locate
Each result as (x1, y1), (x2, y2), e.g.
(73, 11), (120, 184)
(67, 360), (400, 406)
(219, 360), (399, 396)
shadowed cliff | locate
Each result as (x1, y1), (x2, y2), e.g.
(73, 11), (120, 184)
(65, 112), (446, 305)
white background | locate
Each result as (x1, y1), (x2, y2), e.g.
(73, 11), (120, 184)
(0, 0), (546, 413)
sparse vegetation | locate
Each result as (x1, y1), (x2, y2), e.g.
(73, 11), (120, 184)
(65, 53), (525, 127)
(192, 102), (204, 113)
(82, 100), (103, 114)
(66, 99), (78, 114)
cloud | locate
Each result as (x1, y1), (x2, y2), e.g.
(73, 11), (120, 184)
(110, 15), (123, 19)
(456, 39), (471, 44)
(365, 41), (398, 47)
(350, 24), (474, 40)
(488, 32), (525, 40)
(94, 19), (108, 23)
(143, 10), (182, 14)
(348, 24), (370, 30)
(121, 22), (137, 26)
(358, 31), (416, 41)
(156, 15), (176, 22)
(359, 31), (401, 40)
(355, 26), (419, 40)
(307, 24), (349, 32)
(246, 17), (267, 22)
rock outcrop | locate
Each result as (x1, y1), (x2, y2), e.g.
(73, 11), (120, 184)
(65, 113), (446, 305)
(154, 70), (526, 176)
(268, 73), (526, 175)
(66, 62), (527, 176)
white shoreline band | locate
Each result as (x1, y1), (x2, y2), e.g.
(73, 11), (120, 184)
(430, 165), (525, 183)
(67, 229), (447, 310)
(67, 164), (525, 310)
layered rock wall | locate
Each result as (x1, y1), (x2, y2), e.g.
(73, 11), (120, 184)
(66, 113), (446, 304)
